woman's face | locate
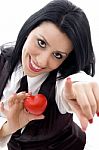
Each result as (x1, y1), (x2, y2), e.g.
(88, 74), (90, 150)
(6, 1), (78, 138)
(22, 21), (73, 77)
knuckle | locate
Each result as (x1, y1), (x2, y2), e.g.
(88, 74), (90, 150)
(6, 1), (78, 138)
(74, 81), (98, 89)
(90, 81), (98, 88)
(82, 103), (88, 110)
(81, 104), (93, 119)
(73, 82), (82, 89)
(90, 103), (96, 109)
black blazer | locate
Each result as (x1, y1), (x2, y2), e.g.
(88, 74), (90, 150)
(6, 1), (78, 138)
(0, 42), (15, 99)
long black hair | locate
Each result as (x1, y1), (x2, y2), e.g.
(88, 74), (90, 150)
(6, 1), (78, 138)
(10, 0), (95, 79)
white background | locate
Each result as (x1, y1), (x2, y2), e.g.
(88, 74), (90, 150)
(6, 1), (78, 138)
(0, 0), (99, 149)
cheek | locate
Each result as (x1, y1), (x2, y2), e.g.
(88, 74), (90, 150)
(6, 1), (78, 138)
(21, 50), (26, 70)
(22, 48), (28, 62)
(23, 40), (35, 54)
(27, 45), (39, 56)
(49, 60), (63, 70)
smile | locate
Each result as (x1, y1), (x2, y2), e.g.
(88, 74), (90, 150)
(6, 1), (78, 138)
(29, 56), (43, 72)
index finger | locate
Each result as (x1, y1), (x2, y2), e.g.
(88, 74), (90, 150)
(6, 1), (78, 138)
(64, 77), (76, 100)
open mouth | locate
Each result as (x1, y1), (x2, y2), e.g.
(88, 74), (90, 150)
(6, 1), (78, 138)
(29, 56), (43, 72)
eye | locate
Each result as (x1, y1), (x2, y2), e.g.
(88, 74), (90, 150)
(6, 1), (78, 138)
(53, 52), (63, 59)
(38, 39), (46, 48)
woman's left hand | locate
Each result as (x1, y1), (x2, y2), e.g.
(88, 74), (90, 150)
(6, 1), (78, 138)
(63, 78), (99, 131)
(0, 92), (44, 135)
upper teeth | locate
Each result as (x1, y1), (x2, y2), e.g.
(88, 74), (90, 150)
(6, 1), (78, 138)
(31, 60), (41, 69)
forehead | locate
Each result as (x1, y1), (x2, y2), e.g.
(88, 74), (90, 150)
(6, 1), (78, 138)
(29, 21), (73, 52)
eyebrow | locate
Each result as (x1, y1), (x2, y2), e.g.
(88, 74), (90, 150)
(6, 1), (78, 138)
(39, 34), (68, 56)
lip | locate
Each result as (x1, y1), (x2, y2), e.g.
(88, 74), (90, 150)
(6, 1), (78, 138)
(29, 56), (43, 72)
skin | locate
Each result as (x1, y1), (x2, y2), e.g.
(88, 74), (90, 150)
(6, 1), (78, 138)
(0, 21), (73, 137)
(22, 21), (73, 77)
(0, 92), (44, 137)
(0, 21), (99, 137)
(63, 78), (98, 131)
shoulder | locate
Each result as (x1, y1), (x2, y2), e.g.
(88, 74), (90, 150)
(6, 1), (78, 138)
(0, 42), (15, 60)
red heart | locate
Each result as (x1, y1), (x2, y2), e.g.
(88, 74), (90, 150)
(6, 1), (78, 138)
(24, 94), (47, 115)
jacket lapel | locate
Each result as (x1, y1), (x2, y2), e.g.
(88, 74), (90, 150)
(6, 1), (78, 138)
(0, 60), (11, 99)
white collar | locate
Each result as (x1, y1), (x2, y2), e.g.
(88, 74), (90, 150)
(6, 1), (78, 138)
(2, 62), (48, 101)
(27, 73), (48, 95)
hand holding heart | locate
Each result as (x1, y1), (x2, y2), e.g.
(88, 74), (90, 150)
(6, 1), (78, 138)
(0, 92), (45, 135)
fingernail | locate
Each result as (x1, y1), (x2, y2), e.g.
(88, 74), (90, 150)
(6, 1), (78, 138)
(96, 112), (99, 117)
(28, 92), (32, 95)
(67, 77), (71, 81)
(89, 119), (93, 124)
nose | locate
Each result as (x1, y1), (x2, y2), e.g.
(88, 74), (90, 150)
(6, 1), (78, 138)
(36, 51), (50, 68)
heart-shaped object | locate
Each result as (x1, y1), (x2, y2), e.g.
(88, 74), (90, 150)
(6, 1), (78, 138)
(24, 94), (47, 115)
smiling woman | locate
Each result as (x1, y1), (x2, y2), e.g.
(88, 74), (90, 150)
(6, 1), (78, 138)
(0, 0), (99, 150)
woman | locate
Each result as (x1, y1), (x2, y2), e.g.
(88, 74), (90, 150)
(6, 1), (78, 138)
(0, 0), (98, 149)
